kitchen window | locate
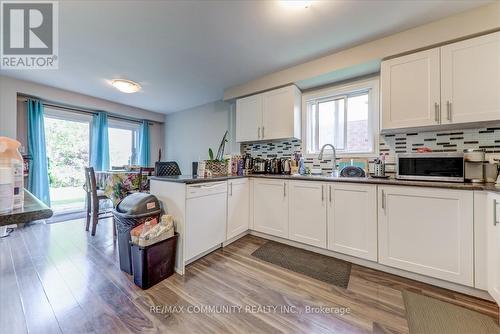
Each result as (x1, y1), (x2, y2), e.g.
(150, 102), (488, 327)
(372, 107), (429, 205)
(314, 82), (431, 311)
(108, 120), (139, 167)
(304, 78), (379, 156)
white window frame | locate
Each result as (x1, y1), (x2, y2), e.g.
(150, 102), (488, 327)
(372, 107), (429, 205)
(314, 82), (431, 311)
(107, 119), (140, 165)
(302, 77), (380, 158)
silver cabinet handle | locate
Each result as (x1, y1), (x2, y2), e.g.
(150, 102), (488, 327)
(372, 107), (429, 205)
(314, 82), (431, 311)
(230, 182), (233, 196)
(329, 185), (332, 203)
(283, 182), (286, 197)
(494, 199), (499, 226)
(381, 190), (386, 210)
(257, 127), (261, 139)
(262, 126), (265, 139)
(434, 102), (440, 123)
(321, 185), (324, 202)
(446, 101), (452, 121)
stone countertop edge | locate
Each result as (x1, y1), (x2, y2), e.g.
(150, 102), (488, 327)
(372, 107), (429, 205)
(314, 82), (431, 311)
(150, 174), (500, 193)
(0, 189), (53, 226)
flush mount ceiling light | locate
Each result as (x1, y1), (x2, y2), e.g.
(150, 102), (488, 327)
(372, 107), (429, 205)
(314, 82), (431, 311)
(111, 79), (142, 93)
(280, 0), (312, 8)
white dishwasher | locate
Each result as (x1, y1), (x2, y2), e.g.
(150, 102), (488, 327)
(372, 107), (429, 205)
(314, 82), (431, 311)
(185, 181), (227, 263)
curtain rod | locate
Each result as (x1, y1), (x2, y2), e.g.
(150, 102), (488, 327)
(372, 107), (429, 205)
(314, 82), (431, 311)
(17, 94), (162, 125)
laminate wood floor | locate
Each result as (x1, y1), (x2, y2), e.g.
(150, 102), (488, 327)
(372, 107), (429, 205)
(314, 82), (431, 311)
(0, 218), (497, 334)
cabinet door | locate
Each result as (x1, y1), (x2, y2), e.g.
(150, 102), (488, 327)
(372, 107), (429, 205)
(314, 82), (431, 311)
(227, 179), (250, 240)
(328, 184), (377, 261)
(262, 85), (301, 140)
(236, 94), (262, 142)
(378, 186), (473, 286)
(487, 193), (500, 306)
(253, 179), (289, 238)
(381, 48), (441, 130)
(441, 32), (500, 124)
(288, 181), (327, 248)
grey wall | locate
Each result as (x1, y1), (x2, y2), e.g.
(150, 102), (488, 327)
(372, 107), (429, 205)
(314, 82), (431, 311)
(0, 75), (165, 166)
(165, 100), (238, 174)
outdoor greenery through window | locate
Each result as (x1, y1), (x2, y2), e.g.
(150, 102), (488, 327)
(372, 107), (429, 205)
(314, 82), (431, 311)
(305, 79), (378, 155)
(44, 115), (90, 212)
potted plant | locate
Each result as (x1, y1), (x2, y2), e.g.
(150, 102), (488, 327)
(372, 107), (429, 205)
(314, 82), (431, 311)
(205, 132), (229, 177)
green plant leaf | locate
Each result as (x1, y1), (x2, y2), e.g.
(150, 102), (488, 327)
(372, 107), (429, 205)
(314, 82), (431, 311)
(208, 148), (214, 161)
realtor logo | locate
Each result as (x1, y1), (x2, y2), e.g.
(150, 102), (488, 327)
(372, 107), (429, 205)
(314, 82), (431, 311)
(1, 1), (58, 69)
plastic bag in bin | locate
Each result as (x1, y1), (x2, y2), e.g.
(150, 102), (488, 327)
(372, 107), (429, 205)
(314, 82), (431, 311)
(130, 215), (175, 247)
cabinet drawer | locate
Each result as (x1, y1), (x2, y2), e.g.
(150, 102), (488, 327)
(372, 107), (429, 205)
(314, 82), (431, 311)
(186, 181), (227, 199)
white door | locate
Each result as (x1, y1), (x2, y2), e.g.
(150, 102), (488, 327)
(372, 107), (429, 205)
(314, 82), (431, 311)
(381, 48), (441, 130)
(288, 181), (327, 248)
(441, 32), (500, 124)
(487, 193), (500, 306)
(236, 94), (263, 142)
(253, 179), (289, 238)
(328, 184), (377, 261)
(262, 85), (300, 140)
(227, 179), (250, 240)
(378, 186), (474, 286)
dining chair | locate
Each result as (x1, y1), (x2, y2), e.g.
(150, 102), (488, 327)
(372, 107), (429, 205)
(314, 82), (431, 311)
(155, 161), (181, 176)
(83, 167), (115, 237)
(139, 167), (155, 192)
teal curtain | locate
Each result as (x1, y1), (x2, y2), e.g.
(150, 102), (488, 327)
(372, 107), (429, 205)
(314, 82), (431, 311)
(138, 120), (150, 166)
(90, 111), (110, 171)
(27, 99), (51, 206)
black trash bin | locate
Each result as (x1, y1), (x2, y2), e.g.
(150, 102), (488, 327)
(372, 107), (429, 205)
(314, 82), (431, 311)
(131, 232), (178, 289)
(113, 192), (162, 274)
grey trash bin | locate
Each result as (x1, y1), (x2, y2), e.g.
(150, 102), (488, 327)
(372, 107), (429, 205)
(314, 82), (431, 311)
(113, 192), (162, 274)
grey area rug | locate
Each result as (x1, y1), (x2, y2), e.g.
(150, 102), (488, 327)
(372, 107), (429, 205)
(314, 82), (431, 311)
(251, 241), (351, 288)
(403, 290), (500, 334)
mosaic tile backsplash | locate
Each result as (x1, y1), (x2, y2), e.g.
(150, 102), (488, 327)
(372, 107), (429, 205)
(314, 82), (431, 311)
(241, 126), (500, 174)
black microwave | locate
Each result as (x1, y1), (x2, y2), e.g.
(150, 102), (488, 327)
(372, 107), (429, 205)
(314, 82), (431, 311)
(396, 153), (464, 182)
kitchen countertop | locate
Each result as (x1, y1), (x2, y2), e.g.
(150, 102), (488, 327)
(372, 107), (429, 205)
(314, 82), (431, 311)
(151, 174), (500, 192)
(0, 190), (53, 226)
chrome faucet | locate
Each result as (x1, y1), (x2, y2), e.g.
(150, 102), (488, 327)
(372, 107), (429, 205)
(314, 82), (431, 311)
(318, 144), (339, 177)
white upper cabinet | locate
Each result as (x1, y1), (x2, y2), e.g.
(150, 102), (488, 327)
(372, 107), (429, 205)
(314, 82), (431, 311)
(227, 179), (250, 240)
(378, 186), (474, 286)
(381, 32), (500, 131)
(262, 86), (301, 141)
(441, 32), (500, 124)
(381, 48), (441, 130)
(327, 183), (378, 261)
(288, 181), (327, 248)
(236, 94), (263, 142)
(253, 179), (289, 238)
(235, 85), (301, 142)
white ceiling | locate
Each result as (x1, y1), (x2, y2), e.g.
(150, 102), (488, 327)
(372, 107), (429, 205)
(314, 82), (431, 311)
(0, 0), (491, 114)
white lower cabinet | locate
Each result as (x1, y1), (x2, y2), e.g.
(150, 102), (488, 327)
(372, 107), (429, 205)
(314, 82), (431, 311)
(327, 183), (378, 261)
(253, 179), (289, 238)
(227, 179), (250, 240)
(288, 181), (327, 248)
(487, 193), (500, 306)
(378, 186), (474, 286)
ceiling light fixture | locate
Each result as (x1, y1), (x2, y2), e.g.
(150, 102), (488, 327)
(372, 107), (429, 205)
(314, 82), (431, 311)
(111, 79), (142, 93)
(280, 0), (311, 8)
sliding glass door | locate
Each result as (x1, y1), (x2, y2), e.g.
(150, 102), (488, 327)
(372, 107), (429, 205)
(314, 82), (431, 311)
(44, 113), (90, 213)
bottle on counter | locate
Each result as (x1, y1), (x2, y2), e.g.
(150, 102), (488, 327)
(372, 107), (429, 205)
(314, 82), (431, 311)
(0, 166), (14, 213)
(0, 137), (24, 209)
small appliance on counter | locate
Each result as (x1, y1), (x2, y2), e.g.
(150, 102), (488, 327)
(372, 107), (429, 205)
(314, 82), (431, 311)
(252, 158), (267, 174)
(396, 152), (464, 182)
(464, 149), (485, 183)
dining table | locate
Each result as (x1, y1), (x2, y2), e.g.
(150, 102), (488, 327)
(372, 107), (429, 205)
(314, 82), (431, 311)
(95, 170), (150, 206)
